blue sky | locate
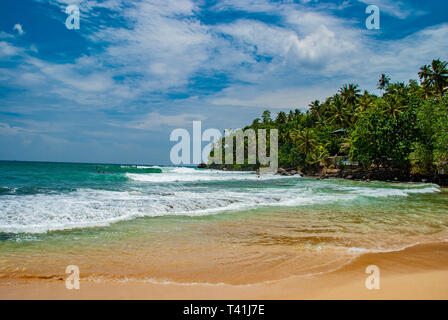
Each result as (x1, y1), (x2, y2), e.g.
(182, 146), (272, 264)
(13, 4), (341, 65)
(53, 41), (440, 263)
(0, 0), (447, 164)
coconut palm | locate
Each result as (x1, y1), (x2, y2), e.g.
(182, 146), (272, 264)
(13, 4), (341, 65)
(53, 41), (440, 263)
(329, 95), (351, 128)
(383, 94), (407, 119)
(287, 110), (294, 122)
(385, 82), (407, 96)
(275, 111), (287, 124)
(356, 91), (375, 115)
(422, 85), (434, 99)
(418, 59), (448, 97)
(308, 100), (323, 123)
(310, 146), (329, 167)
(251, 118), (261, 128)
(290, 128), (317, 156)
(339, 84), (361, 108)
(377, 74), (391, 95)
(262, 110), (272, 124)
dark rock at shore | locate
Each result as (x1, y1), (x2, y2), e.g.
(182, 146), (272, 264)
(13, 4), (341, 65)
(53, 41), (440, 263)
(308, 168), (448, 186)
(204, 165), (448, 186)
(277, 167), (299, 176)
(197, 163), (207, 169)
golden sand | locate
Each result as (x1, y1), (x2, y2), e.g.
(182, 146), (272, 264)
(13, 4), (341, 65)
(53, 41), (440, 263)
(1, 242), (447, 300)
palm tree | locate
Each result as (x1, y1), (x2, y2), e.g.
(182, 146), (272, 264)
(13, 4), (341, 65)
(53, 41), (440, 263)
(308, 100), (322, 122)
(355, 91), (375, 116)
(418, 64), (431, 81)
(329, 95), (351, 128)
(261, 110), (272, 124)
(310, 146), (329, 167)
(251, 118), (261, 128)
(418, 59), (448, 97)
(320, 97), (333, 122)
(419, 64), (435, 97)
(383, 94), (407, 119)
(385, 82), (406, 96)
(287, 110), (294, 122)
(422, 85), (434, 99)
(381, 83), (408, 119)
(385, 101), (405, 119)
(290, 128), (317, 156)
(377, 74), (391, 95)
(275, 111), (287, 124)
(339, 84), (361, 107)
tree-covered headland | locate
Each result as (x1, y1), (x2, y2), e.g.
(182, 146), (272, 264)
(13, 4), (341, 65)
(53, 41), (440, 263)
(209, 59), (448, 181)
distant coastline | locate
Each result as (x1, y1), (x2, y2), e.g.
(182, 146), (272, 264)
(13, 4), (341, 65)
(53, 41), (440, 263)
(205, 59), (448, 187)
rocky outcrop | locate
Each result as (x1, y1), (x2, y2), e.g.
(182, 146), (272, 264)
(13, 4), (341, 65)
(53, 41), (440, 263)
(308, 168), (448, 186)
(277, 167), (301, 176)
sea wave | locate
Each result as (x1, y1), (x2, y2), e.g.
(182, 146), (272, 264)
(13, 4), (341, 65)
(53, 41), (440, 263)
(347, 185), (440, 198)
(0, 188), (314, 233)
(125, 171), (297, 183)
(0, 178), (441, 234)
(99, 165), (162, 174)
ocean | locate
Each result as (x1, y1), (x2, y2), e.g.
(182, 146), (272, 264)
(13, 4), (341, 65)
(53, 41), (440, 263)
(0, 161), (447, 285)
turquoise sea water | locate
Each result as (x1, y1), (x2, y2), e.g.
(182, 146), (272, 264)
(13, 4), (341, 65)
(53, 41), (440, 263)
(0, 161), (447, 284)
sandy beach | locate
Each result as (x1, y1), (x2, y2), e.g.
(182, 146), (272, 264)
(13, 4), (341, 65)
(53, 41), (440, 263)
(1, 164), (447, 300)
(1, 242), (447, 300)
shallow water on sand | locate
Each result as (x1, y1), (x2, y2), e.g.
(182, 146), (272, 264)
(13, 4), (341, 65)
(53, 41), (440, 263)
(0, 161), (447, 285)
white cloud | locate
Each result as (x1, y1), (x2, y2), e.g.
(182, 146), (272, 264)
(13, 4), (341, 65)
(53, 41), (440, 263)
(0, 123), (33, 136)
(1, 0), (445, 114)
(0, 31), (14, 39)
(0, 41), (21, 57)
(29, 44), (38, 53)
(124, 112), (207, 131)
(357, 0), (425, 19)
(88, 0), (212, 90)
(13, 24), (24, 35)
(211, 86), (338, 109)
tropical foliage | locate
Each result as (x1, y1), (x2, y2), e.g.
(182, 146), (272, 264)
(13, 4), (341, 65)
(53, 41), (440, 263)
(210, 59), (448, 175)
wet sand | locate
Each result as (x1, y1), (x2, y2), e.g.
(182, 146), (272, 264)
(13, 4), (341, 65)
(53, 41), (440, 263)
(1, 242), (448, 300)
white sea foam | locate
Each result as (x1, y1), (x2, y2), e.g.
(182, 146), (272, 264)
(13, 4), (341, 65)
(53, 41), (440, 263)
(347, 185), (440, 198)
(0, 186), (322, 233)
(136, 165), (160, 169)
(0, 169), (441, 234)
(125, 171), (294, 183)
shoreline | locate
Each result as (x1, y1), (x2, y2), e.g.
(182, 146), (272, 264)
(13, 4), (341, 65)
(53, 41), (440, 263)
(1, 241), (448, 300)
(306, 168), (448, 187)
(205, 165), (448, 187)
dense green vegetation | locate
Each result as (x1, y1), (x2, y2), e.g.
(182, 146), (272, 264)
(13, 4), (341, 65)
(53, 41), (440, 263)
(211, 59), (448, 175)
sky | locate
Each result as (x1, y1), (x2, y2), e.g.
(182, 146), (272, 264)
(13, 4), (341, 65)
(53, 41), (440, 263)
(0, 0), (447, 165)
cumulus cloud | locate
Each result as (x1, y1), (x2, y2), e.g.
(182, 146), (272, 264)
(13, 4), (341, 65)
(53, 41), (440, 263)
(1, 0), (446, 115)
(1, 0), (447, 163)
